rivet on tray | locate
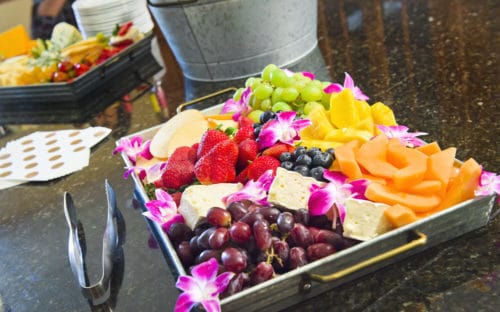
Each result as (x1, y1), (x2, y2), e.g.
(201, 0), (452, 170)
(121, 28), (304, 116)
(73, 146), (86, 152)
(49, 155), (62, 161)
(45, 132), (56, 138)
(69, 131), (80, 137)
(23, 146), (35, 153)
(71, 139), (83, 145)
(94, 131), (105, 137)
(46, 139), (58, 146)
(52, 162), (64, 169)
(0, 153), (10, 160)
(48, 146), (60, 153)
(24, 162), (38, 169)
(21, 139), (33, 145)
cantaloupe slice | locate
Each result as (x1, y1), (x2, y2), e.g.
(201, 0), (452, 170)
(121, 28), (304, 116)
(355, 134), (398, 179)
(437, 158), (482, 211)
(334, 140), (363, 179)
(406, 180), (443, 195)
(386, 141), (428, 190)
(365, 182), (442, 213)
(424, 147), (457, 191)
(384, 204), (418, 227)
(416, 141), (441, 156)
(150, 109), (208, 158)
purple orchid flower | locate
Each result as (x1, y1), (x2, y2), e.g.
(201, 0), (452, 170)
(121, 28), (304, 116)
(223, 170), (275, 206)
(113, 136), (153, 164)
(143, 189), (184, 232)
(221, 87), (252, 121)
(175, 258), (234, 312)
(323, 72), (369, 101)
(258, 111), (311, 149)
(308, 171), (368, 228)
(475, 170), (500, 204)
(376, 125), (428, 148)
(122, 161), (167, 183)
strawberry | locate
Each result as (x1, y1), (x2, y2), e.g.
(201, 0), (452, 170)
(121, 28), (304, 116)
(262, 143), (295, 159)
(238, 115), (254, 128)
(117, 21), (133, 36)
(247, 155), (280, 181)
(235, 166), (249, 184)
(161, 160), (195, 189)
(170, 191), (182, 207)
(195, 140), (238, 184)
(169, 146), (197, 164)
(237, 139), (259, 169)
(233, 126), (255, 144)
(197, 129), (229, 159)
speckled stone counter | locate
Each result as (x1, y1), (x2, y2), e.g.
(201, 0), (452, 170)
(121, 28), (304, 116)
(0, 1), (498, 311)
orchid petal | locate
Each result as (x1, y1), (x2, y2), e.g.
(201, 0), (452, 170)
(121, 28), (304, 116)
(176, 276), (199, 293)
(223, 170), (274, 206)
(336, 203), (346, 224)
(343, 72), (354, 89)
(350, 179), (369, 199)
(277, 111), (296, 124)
(222, 87), (251, 121)
(283, 68), (294, 77)
(323, 83), (343, 94)
(214, 272), (235, 294)
(155, 189), (176, 207)
(352, 87), (370, 101)
(191, 258), (219, 282)
(323, 170), (348, 184)
(221, 98), (238, 114)
(258, 121), (281, 149)
(201, 299), (222, 312)
(160, 214), (184, 232)
(302, 71), (315, 80)
(308, 186), (335, 216)
(138, 140), (153, 160)
(174, 292), (197, 312)
(144, 162), (167, 184)
(376, 125), (428, 148)
(475, 171), (500, 203)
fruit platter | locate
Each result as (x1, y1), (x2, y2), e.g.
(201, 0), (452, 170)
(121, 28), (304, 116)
(0, 22), (162, 125)
(116, 65), (498, 312)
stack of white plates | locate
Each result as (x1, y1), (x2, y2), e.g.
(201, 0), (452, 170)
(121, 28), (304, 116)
(72, 0), (154, 38)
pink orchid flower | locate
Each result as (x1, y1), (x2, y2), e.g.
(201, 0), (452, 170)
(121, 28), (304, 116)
(223, 170), (275, 206)
(113, 136), (153, 164)
(122, 161), (167, 183)
(475, 170), (500, 204)
(283, 68), (315, 80)
(175, 258), (234, 312)
(143, 189), (184, 232)
(376, 125), (428, 148)
(221, 87), (252, 121)
(258, 111), (311, 149)
(323, 72), (369, 101)
(308, 171), (368, 228)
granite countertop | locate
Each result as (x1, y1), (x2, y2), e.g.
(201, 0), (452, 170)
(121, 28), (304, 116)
(0, 1), (498, 311)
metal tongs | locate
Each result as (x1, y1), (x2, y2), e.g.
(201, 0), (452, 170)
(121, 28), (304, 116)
(63, 180), (126, 308)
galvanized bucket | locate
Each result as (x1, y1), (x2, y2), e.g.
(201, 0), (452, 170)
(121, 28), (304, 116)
(148, 0), (318, 81)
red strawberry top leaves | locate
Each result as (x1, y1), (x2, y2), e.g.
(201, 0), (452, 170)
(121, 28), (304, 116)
(233, 126), (255, 144)
(197, 129), (229, 159)
(194, 140), (239, 184)
(247, 155), (280, 181)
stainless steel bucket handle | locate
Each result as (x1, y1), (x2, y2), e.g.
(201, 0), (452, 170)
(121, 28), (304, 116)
(63, 180), (126, 305)
(308, 231), (427, 283)
(147, 0), (198, 8)
(176, 87), (237, 113)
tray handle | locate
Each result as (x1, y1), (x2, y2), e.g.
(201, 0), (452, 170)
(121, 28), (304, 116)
(176, 87), (237, 113)
(308, 231), (427, 283)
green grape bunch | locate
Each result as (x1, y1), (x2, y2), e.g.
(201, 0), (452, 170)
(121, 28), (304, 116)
(233, 64), (333, 122)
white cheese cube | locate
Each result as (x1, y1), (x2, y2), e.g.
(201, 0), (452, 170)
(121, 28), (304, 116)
(267, 167), (322, 210)
(342, 198), (394, 241)
(179, 183), (242, 229)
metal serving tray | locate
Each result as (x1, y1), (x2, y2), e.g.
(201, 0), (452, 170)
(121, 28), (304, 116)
(0, 33), (162, 125)
(120, 100), (497, 312)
